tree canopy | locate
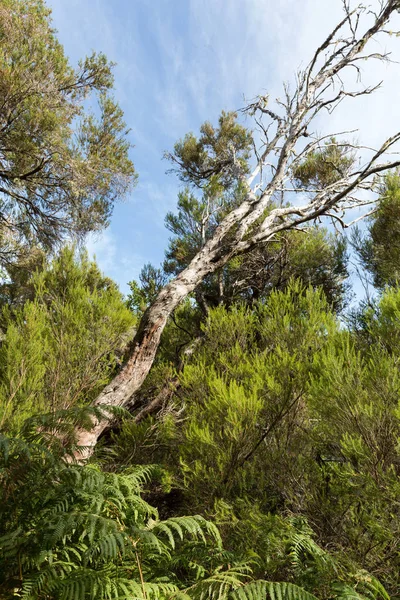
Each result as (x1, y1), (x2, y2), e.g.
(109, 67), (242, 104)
(0, 0), (136, 268)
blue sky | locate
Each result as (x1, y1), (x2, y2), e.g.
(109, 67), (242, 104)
(47, 0), (400, 298)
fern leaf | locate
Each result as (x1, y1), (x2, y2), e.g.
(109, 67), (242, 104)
(231, 581), (319, 600)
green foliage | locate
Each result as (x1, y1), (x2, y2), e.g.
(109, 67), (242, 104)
(218, 229), (349, 311)
(152, 282), (337, 510)
(127, 264), (168, 316)
(0, 246), (135, 431)
(109, 282), (400, 596)
(352, 170), (400, 288)
(0, 0), (136, 263)
(293, 138), (355, 188)
(1, 415), (382, 599)
(164, 188), (215, 275)
(0, 418), (225, 600)
(231, 581), (319, 600)
(304, 292), (400, 592)
(166, 111), (253, 189)
(0, 246), (47, 308)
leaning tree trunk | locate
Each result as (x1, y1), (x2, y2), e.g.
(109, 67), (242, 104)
(74, 189), (296, 458)
(73, 234), (240, 459)
(73, 0), (400, 459)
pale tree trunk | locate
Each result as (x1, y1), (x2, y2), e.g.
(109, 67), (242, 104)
(74, 238), (239, 457)
(74, 0), (400, 459)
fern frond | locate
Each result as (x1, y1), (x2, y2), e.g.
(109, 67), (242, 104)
(355, 572), (390, 600)
(84, 531), (126, 563)
(332, 571), (391, 600)
(331, 583), (365, 600)
(183, 565), (251, 600)
(231, 581), (319, 600)
(289, 532), (333, 575)
(149, 515), (222, 549)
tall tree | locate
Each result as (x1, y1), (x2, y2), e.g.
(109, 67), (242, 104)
(76, 1), (400, 457)
(0, 0), (136, 266)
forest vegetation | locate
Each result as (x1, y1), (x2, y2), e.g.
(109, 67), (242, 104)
(2, 1), (400, 599)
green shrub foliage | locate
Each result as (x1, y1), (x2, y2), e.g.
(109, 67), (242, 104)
(0, 247), (135, 432)
(110, 282), (400, 596)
